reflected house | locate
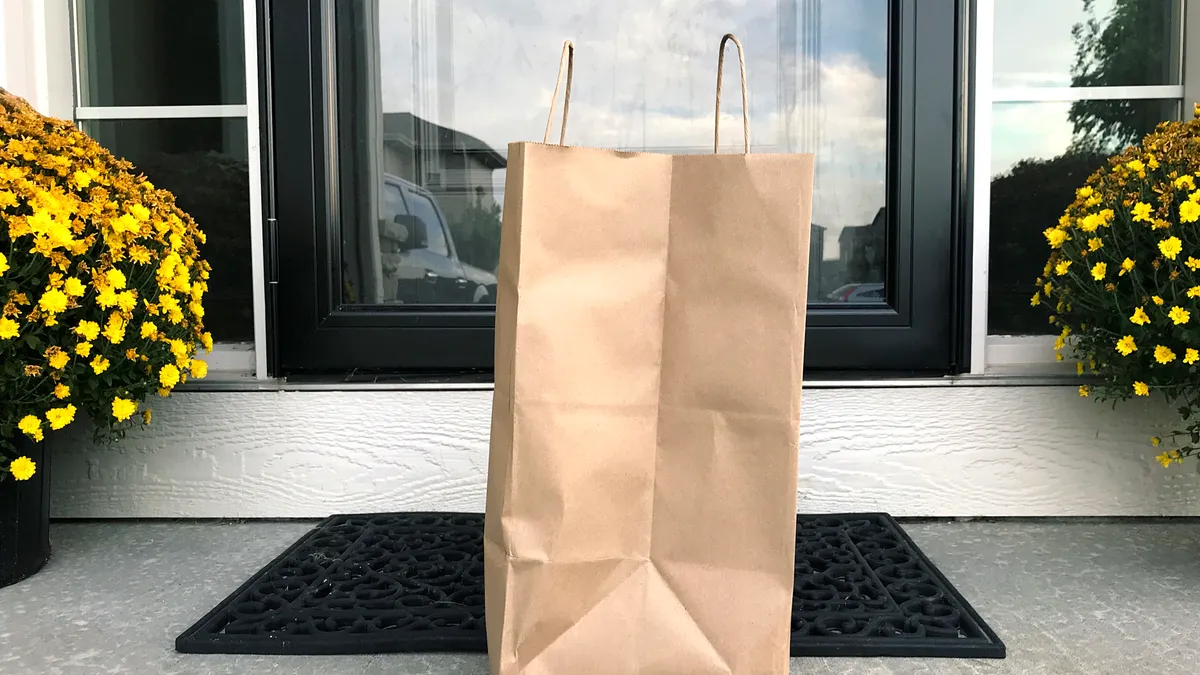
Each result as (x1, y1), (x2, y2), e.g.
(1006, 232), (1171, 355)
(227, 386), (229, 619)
(809, 223), (826, 298)
(838, 207), (886, 286)
(380, 112), (506, 225)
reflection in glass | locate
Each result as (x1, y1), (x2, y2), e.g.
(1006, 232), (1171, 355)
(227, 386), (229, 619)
(993, 0), (1181, 89)
(988, 99), (1179, 336)
(75, 0), (246, 107)
(83, 119), (254, 342)
(334, 0), (889, 307)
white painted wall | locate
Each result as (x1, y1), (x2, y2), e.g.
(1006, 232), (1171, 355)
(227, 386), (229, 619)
(7, 0), (1196, 520)
(46, 386), (1199, 519)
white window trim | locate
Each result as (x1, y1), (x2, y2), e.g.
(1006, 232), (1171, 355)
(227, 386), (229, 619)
(971, 0), (1189, 375)
(50, 0), (269, 380)
(74, 104), (249, 119)
(992, 85), (1183, 103)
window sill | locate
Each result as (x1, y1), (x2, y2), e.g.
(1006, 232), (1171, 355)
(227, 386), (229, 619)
(173, 371), (1086, 393)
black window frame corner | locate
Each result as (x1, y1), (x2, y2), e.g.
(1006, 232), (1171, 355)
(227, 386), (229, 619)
(263, 0), (971, 379)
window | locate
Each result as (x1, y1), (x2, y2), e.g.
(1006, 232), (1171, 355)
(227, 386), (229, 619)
(983, 0), (1185, 366)
(268, 0), (965, 376)
(71, 0), (257, 355)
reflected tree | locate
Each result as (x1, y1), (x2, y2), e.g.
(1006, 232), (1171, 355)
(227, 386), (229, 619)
(1068, 0), (1176, 149)
(988, 0), (1175, 335)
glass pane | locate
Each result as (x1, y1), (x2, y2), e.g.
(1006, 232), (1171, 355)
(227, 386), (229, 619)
(993, 0), (1181, 88)
(83, 118), (253, 343)
(988, 98), (1179, 335)
(334, 0), (889, 307)
(76, 0), (246, 106)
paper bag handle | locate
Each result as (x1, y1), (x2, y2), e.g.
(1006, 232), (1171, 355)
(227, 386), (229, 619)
(714, 33), (750, 154)
(543, 40), (574, 145)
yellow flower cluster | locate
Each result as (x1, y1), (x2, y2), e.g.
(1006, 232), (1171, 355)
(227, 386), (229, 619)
(1037, 114), (1200, 466)
(0, 89), (211, 470)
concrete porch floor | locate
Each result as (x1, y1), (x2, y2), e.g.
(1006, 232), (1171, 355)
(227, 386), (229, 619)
(0, 519), (1197, 674)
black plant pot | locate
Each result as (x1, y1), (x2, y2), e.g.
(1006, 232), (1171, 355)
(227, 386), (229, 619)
(0, 435), (51, 588)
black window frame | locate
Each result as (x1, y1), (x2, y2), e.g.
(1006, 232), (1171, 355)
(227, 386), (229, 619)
(262, 0), (970, 378)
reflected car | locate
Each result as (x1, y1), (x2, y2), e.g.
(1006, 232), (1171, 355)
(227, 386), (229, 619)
(825, 283), (885, 303)
(379, 175), (498, 305)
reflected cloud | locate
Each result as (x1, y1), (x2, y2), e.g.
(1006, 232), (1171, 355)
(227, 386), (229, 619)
(344, 0), (890, 304)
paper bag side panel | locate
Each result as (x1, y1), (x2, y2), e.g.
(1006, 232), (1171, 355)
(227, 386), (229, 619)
(644, 153), (815, 674)
(485, 142), (530, 673)
(500, 143), (673, 562)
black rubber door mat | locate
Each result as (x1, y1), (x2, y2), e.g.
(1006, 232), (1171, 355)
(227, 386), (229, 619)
(176, 513), (1005, 659)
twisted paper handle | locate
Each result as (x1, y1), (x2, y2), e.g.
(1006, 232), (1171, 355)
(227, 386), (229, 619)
(543, 41), (574, 145)
(715, 33), (749, 154)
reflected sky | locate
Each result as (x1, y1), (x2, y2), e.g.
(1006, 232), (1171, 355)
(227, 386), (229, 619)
(991, 0), (1180, 177)
(373, 0), (888, 255)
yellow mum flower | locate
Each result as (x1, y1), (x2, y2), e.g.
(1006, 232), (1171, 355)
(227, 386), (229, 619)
(1077, 186), (1094, 199)
(46, 347), (69, 369)
(111, 213), (138, 234)
(1044, 227), (1069, 248)
(1078, 214), (1103, 232)
(0, 251), (8, 276)
(1169, 306), (1191, 325)
(1152, 436), (1162, 447)
(74, 320), (100, 341)
(1056, 260), (1072, 276)
(140, 321), (158, 339)
(90, 355), (110, 374)
(1116, 335), (1138, 356)
(1188, 257), (1200, 271)
(9, 456), (36, 480)
(1159, 236), (1184, 259)
(17, 415), (42, 442)
(159, 363), (181, 389)
(1157, 451), (1173, 468)
(129, 203), (151, 221)
(142, 409), (152, 425)
(1030, 292), (1041, 307)
(0, 317), (18, 339)
(1090, 262), (1107, 280)
(129, 245), (153, 265)
(1153, 295), (1165, 306)
(1180, 201), (1200, 223)
(63, 276), (85, 297)
(1132, 202), (1153, 222)
(101, 313), (126, 344)
(75, 341), (93, 357)
(1127, 159), (1146, 174)
(1133, 381), (1150, 396)
(54, 383), (69, 399)
(116, 290), (137, 313)
(1176, 175), (1196, 190)
(190, 359), (208, 379)
(1187, 349), (1200, 365)
(72, 169), (92, 188)
(1079, 385), (1089, 397)
(111, 397), (138, 422)
(96, 286), (119, 309)
(1120, 258), (1135, 276)
(200, 332), (213, 351)
(1130, 307), (1150, 325)
(106, 268), (127, 289)
(1155, 345), (1177, 364)
(1087, 237), (1103, 251)
(45, 404), (75, 430)
(38, 288), (67, 314)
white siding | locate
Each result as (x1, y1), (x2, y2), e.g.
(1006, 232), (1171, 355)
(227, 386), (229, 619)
(47, 386), (1199, 519)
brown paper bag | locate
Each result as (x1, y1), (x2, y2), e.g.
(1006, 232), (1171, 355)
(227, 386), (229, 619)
(485, 35), (814, 675)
